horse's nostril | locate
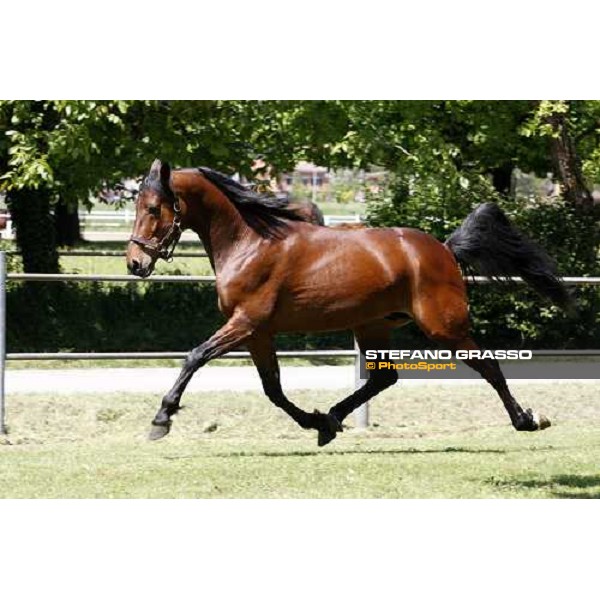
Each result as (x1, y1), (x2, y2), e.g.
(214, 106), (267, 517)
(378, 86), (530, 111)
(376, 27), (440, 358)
(129, 259), (140, 274)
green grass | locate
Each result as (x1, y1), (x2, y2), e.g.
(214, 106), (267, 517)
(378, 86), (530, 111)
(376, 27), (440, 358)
(58, 253), (213, 276)
(4, 240), (215, 276)
(1, 382), (599, 498)
(56, 239), (211, 275)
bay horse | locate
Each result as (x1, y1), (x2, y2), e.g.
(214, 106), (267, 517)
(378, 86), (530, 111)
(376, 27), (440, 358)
(127, 159), (571, 446)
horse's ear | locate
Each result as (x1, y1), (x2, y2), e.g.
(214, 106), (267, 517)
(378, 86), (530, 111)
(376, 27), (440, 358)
(149, 158), (172, 190)
(159, 161), (171, 188)
(149, 158), (162, 178)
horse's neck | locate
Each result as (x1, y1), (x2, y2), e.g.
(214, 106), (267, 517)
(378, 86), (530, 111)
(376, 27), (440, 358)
(187, 181), (253, 274)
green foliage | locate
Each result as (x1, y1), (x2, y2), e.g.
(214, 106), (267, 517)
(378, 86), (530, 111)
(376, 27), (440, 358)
(333, 185), (356, 204)
(3, 99), (600, 205)
(329, 170), (366, 204)
(520, 100), (600, 186)
(520, 100), (569, 139)
(6, 281), (351, 353)
(366, 169), (499, 240)
(0, 100), (326, 205)
(0, 240), (19, 271)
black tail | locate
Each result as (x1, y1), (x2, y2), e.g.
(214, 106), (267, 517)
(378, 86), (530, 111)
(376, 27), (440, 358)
(445, 202), (573, 310)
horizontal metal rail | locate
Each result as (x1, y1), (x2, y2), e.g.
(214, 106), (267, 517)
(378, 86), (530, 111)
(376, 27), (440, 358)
(6, 350), (358, 361)
(468, 276), (600, 285)
(5, 250), (209, 258)
(7, 273), (216, 283)
(6, 349), (600, 361)
(6, 274), (600, 285)
(1, 212), (363, 241)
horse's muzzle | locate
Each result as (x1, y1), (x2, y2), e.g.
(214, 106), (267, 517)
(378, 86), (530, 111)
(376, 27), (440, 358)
(127, 258), (153, 278)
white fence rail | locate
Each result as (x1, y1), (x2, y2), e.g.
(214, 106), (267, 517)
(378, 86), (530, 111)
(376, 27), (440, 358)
(5, 250), (209, 258)
(6, 274), (600, 285)
(323, 214), (362, 226)
(0, 212), (364, 240)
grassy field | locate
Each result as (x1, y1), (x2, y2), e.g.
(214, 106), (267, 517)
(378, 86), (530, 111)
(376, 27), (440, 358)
(57, 240), (213, 275)
(58, 253), (213, 276)
(3, 240), (214, 276)
(1, 382), (599, 498)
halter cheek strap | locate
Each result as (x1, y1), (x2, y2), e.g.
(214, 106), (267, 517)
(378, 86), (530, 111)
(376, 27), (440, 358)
(129, 199), (183, 262)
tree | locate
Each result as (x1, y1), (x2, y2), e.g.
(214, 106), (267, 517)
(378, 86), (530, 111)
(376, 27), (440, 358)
(3, 100), (600, 273)
(0, 101), (138, 271)
(0, 100), (314, 272)
(521, 100), (597, 211)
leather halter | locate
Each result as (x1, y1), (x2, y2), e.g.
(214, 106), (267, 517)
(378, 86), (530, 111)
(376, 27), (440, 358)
(129, 198), (183, 262)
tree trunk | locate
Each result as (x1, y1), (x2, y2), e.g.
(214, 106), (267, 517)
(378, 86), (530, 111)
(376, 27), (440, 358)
(546, 108), (594, 212)
(7, 188), (60, 273)
(544, 105), (599, 271)
(54, 199), (82, 247)
(491, 163), (514, 197)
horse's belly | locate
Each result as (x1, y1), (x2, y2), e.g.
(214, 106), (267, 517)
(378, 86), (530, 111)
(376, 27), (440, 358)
(270, 278), (408, 332)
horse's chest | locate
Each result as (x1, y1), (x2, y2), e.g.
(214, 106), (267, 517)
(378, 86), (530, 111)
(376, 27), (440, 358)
(215, 266), (276, 317)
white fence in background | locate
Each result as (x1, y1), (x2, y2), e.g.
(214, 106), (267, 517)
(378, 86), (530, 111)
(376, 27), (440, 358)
(323, 214), (363, 226)
(0, 212), (364, 240)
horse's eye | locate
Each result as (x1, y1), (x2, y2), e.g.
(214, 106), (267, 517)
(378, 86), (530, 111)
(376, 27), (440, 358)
(148, 206), (161, 217)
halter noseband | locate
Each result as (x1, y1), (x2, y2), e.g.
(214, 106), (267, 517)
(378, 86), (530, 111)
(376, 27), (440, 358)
(129, 198), (183, 262)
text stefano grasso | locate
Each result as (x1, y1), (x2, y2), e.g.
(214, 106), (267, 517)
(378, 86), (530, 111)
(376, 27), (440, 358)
(364, 350), (533, 361)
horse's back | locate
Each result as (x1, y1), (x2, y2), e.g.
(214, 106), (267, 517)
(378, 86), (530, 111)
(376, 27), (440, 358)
(266, 224), (461, 331)
(291, 223), (459, 285)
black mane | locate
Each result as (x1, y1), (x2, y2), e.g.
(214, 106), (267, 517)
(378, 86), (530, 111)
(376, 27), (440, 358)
(197, 167), (308, 239)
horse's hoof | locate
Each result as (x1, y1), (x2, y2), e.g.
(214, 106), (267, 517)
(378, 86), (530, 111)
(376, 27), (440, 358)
(538, 414), (552, 430)
(314, 410), (343, 447)
(516, 409), (551, 432)
(149, 422), (171, 441)
(318, 428), (337, 447)
(527, 408), (552, 431)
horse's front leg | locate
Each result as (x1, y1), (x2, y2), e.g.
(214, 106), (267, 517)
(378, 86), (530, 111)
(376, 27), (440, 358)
(247, 335), (340, 437)
(149, 312), (254, 440)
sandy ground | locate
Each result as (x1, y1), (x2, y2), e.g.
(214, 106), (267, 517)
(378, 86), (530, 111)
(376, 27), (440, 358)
(5, 366), (352, 394)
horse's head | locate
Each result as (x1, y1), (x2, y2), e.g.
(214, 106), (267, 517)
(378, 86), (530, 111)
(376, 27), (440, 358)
(127, 159), (182, 277)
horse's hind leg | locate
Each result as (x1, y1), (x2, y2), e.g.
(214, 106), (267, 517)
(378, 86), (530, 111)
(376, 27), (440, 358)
(412, 290), (550, 432)
(247, 335), (335, 435)
(452, 337), (550, 431)
(323, 322), (398, 446)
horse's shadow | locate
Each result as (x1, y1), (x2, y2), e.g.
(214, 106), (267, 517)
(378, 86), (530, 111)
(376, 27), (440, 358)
(504, 474), (600, 499)
(213, 446), (507, 459)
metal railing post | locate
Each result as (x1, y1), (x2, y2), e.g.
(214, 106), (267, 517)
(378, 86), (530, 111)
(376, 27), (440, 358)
(0, 251), (7, 435)
(354, 337), (369, 428)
